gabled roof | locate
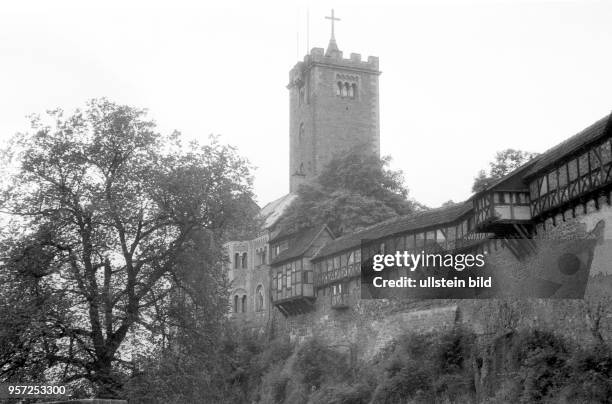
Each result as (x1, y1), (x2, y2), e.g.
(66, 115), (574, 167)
(259, 193), (297, 229)
(270, 224), (333, 266)
(313, 202), (473, 259)
(525, 113), (612, 177)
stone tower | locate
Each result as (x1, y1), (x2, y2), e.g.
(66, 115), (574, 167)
(287, 13), (381, 192)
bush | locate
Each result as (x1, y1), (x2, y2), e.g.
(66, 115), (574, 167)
(294, 339), (350, 389)
(371, 328), (477, 404)
(556, 344), (612, 403)
(510, 330), (571, 402)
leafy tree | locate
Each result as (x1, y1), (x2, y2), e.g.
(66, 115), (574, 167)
(472, 149), (538, 193)
(278, 149), (423, 236)
(0, 99), (257, 397)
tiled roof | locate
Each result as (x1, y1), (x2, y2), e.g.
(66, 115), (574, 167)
(313, 202), (473, 259)
(270, 225), (331, 266)
(259, 193), (297, 229)
(525, 113), (612, 177)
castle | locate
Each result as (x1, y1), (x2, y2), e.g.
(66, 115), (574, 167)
(226, 12), (612, 349)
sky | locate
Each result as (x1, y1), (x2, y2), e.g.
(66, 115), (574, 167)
(1, 0), (611, 208)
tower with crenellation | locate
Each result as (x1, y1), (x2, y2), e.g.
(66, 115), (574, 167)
(288, 10), (381, 192)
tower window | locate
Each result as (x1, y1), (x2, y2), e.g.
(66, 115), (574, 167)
(298, 86), (305, 105)
(336, 81), (357, 99)
(298, 122), (305, 142)
(241, 252), (248, 269)
(241, 295), (247, 313)
(234, 253), (239, 269)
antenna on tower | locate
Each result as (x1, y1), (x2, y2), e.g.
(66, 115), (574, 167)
(296, 9), (300, 59)
(306, 8), (310, 54)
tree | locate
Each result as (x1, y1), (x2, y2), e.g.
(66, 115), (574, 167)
(0, 99), (257, 397)
(472, 149), (538, 193)
(278, 148), (423, 236)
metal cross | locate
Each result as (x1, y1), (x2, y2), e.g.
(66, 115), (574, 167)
(325, 9), (341, 40)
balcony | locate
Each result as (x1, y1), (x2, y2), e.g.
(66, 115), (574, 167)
(315, 263), (361, 287)
(473, 191), (532, 236)
(271, 283), (315, 316)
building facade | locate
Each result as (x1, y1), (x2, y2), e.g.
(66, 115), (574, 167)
(288, 36), (381, 192)
(225, 16), (612, 349)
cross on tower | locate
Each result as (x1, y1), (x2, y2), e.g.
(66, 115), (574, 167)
(325, 9), (341, 40)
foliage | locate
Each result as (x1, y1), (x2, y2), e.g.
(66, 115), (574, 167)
(371, 329), (476, 404)
(510, 330), (570, 403)
(0, 99), (257, 397)
(294, 339), (350, 389)
(472, 149), (539, 193)
(278, 149), (424, 236)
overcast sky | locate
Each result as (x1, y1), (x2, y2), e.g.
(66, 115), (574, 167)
(1, 0), (611, 208)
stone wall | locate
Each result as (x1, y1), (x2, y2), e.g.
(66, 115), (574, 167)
(266, 199), (612, 357)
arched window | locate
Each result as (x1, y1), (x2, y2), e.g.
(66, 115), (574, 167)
(234, 253), (239, 269)
(351, 83), (357, 99)
(256, 285), (264, 312)
(336, 81), (343, 96)
(341, 82), (348, 97)
(348, 83), (354, 98)
(298, 122), (304, 142)
(233, 295), (238, 313)
(241, 252), (248, 269)
(241, 295), (247, 313)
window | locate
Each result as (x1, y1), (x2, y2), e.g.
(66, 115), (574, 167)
(277, 273), (282, 291)
(298, 122), (305, 142)
(241, 295), (247, 313)
(241, 252), (248, 269)
(256, 285), (264, 312)
(234, 253), (239, 269)
(233, 295), (238, 313)
(336, 81), (357, 99)
(286, 267), (292, 289)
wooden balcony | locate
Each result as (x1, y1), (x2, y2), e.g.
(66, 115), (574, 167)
(314, 263), (361, 287)
(271, 283), (315, 316)
(473, 191), (533, 235)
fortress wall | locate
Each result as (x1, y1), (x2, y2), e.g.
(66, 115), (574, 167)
(266, 197), (612, 355)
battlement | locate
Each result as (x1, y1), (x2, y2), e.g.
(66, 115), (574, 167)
(306, 47), (379, 70)
(288, 47), (380, 87)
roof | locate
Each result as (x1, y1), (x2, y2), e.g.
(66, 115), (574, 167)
(313, 202), (473, 259)
(525, 113), (612, 177)
(259, 193), (297, 229)
(471, 159), (537, 197)
(270, 225), (332, 266)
